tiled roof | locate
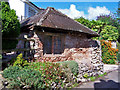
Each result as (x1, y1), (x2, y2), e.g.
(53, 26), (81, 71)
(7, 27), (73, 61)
(20, 7), (99, 37)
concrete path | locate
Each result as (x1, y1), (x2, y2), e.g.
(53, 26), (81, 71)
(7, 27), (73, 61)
(77, 70), (120, 89)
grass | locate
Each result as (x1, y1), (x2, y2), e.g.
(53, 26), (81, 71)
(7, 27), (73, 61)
(89, 76), (96, 81)
(89, 72), (107, 81)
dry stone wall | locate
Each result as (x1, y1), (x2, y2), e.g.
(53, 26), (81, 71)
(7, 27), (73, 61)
(17, 31), (104, 82)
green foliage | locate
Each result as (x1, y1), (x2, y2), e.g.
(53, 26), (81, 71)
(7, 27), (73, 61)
(2, 66), (22, 78)
(2, 39), (18, 50)
(28, 61), (73, 87)
(2, 66), (45, 89)
(117, 53), (120, 62)
(117, 42), (120, 52)
(75, 17), (92, 28)
(1, 1), (20, 38)
(97, 15), (120, 42)
(100, 25), (118, 41)
(97, 15), (119, 28)
(0, 54), (2, 59)
(117, 42), (120, 62)
(83, 73), (88, 78)
(57, 61), (79, 76)
(13, 53), (29, 67)
(101, 40), (118, 64)
(75, 17), (119, 41)
(1, 1), (20, 50)
(75, 17), (105, 33)
(89, 76), (96, 81)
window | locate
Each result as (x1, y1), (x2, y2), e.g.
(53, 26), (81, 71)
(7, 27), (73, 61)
(28, 7), (36, 17)
(44, 35), (64, 54)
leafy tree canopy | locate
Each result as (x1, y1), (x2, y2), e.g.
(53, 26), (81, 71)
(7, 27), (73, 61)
(96, 15), (119, 28)
(100, 25), (118, 41)
(1, 1), (20, 38)
(97, 15), (120, 42)
(1, 1), (20, 50)
(75, 16), (119, 41)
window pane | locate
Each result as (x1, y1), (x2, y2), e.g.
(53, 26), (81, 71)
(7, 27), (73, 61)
(54, 36), (62, 54)
(44, 35), (52, 54)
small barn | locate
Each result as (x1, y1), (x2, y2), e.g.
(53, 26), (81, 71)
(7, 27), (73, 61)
(18, 7), (102, 67)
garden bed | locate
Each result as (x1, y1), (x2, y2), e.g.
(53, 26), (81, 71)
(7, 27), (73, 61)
(1, 53), (106, 89)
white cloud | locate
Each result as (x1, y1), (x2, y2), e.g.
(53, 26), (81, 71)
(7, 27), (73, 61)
(87, 6), (110, 20)
(58, 4), (86, 19)
(58, 4), (110, 20)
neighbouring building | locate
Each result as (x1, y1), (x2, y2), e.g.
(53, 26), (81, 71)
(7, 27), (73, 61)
(9, 0), (43, 21)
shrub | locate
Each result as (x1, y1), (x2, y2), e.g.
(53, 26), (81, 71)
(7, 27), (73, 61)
(98, 72), (107, 78)
(13, 53), (29, 67)
(101, 40), (118, 64)
(0, 54), (2, 59)
(57, 61), (79, 76)
(28, 61), (73, 87)
(83, 73), (88, 78)
(89, 76), (96, 81)
(2, 66), (45, 89)
(117, 42), (120, 62)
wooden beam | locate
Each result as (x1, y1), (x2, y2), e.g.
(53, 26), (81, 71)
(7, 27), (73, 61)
(2, 48), (43, 52)
(52, 36), (54, 54)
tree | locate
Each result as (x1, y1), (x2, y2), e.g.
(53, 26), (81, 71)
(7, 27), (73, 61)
(97, 15), (120, 42)
(75, 17), (106, 34)
(75, 17), (119, 41)
(1, 1), (20, 38)
(100, 25), (118, 41)
(1, 1), (20, 50)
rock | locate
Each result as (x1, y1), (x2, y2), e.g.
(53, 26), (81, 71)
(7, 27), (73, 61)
(66, 83), (71, 87)
(87, 78), (91, 81)
(81, 78), (86, 82)
(77, 78), (82, 83)
(77, 74), (82, 78)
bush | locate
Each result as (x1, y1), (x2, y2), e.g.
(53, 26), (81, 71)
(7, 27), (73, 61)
(89, 76), (96, 81)
(3, 61), (77, 88)
(2, 39), (18, 50)
(101, 40), (118, 64)
(117, 42), (120, 62)
(12, 53), (29, 67)
(28, 61), (73, 87)
(2, 66), (45, 89)
(0, 54), (2, 59)
(57, 61), (79, 76)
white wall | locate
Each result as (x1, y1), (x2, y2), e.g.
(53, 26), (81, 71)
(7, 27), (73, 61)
(9, 0), (40, 21)
(9, 0), (25, 20)
(25, 3), (39, 18)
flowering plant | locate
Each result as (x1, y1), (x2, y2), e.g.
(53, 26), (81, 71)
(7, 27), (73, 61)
(101, 40), (118, 64)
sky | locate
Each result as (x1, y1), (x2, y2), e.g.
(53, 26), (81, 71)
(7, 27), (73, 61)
(30, 1), (119, 20)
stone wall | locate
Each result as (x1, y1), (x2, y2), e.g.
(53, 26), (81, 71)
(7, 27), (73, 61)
(17, 31), (104, 81)
(75, 46), (104, 82)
